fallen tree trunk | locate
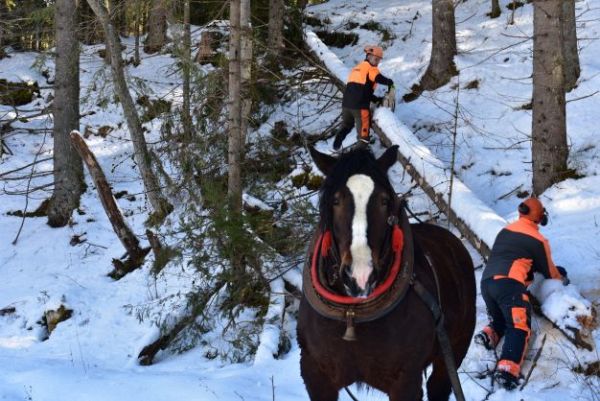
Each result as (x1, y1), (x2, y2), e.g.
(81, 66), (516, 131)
(303, 31), (493, 258)
(302, 31), (598, 351)
(70, 130), (149, 279)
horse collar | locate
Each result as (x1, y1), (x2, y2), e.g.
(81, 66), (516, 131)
(302, 210), (415, 340)
(312, 225), (403, 305)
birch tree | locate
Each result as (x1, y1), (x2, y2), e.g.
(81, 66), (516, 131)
(532, 0), (568, 195)
(48, 0), (85, 227)
(86, 0), (171, 219)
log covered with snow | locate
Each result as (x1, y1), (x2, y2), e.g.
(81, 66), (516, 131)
(529, 279), (597, 350)
(303, 29), (505, 258)
(302, 29), (597, 351)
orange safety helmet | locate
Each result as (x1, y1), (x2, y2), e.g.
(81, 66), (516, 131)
(518, 197), (548, 226)
(364, 45), (384, 59)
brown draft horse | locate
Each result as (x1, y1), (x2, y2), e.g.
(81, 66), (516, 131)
(297, 145), (476, 401)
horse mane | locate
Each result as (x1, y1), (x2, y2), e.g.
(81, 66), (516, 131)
(319, 148), (396, 231)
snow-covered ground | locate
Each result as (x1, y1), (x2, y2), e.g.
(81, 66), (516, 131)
(1, 0), (599, 400)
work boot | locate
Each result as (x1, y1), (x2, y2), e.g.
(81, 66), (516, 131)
(493, 370), (520, 391)
(474, 326), (499, 350)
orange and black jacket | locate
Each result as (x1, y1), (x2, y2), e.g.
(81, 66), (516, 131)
(482, 218), (562, 286)
(342, 60), (393, 110)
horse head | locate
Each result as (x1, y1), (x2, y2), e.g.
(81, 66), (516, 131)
(309, 145), (400, 298)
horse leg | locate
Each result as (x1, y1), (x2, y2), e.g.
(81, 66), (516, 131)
(426, 357), (453, 401)
(300, 354), (339, 401)
(389, 371), (424, 401)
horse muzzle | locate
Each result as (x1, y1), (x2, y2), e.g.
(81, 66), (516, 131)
(341, 263), (374, 297)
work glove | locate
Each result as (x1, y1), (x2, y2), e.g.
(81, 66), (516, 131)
(556, 265), (570, 286)
(382, 85), (396, 112)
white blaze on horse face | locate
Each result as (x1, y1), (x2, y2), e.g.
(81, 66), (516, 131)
(346, 174), (375, 292)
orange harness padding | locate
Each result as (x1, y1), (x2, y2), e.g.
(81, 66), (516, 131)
(310, 226), (404, 305)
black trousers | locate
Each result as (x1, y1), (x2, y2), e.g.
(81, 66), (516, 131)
(481, 278), (531, 368)
(334, 108), (370, 142)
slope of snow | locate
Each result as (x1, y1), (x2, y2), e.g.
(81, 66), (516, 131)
(1, 1), (599, 400)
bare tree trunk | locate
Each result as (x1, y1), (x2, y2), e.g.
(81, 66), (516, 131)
(532, 0), (568, 195)
(86, 0), (171, 219)
(228, 0), (242, 212)
(133, 0), (141, 66)
(240, 0), (252, 145)
(145, 0), (167, 53)
(113, 0), (129, 37)
(404, 0), (458, 101)
(48, 0), (85, 228)
(228, 0), (244, 273)
(562, 0), (580, 92)
(489, 0), (501, 18)
(268, 0), (284, 56)
(0, 1), (6, 56)
(419, 0), (457, 91)
(70, 131), (143, 257)
(182, 0), (192, 139)
(70, 131), (148, 278)
(195, 33), (213, 63)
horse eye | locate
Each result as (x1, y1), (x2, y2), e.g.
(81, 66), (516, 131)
(333, 197), (340, 206)
(381, 198), (389, 206)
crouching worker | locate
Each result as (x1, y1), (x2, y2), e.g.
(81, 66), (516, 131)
(475, 197), (569, 390)
(332, 45), (394, 150)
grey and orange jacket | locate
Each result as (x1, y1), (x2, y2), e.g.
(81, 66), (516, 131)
(342, 60), (393, 110)
(482, 218), (562, 286)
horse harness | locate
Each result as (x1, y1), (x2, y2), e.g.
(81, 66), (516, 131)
(302, 201), (467, 401)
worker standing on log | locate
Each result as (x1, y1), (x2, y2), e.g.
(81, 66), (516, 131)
(475, 197), (569, 390)
(332, 45), (395, 150)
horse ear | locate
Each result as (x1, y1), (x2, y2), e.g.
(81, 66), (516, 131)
(376, 145), (399, 172)
(309, 145), (337, 176)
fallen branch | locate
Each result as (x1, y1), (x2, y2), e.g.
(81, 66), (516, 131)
(520, 334), (547, 390)
(1, 182), (53, 195)
(70, 130), (149, 279)
(0, 157), (52, 178)
(137, 281), (226, 366)
(137, 314), (196, 366)
(0, 306), (16, 316)
(12, 129), (48, 245)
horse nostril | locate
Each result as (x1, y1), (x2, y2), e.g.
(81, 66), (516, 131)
(341, 265), (360, 297)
